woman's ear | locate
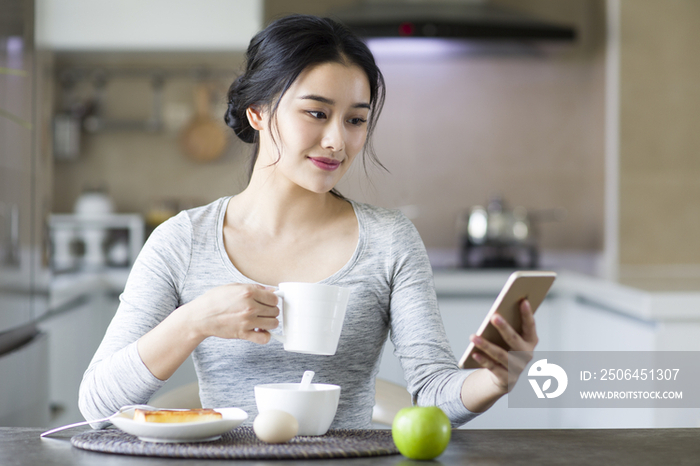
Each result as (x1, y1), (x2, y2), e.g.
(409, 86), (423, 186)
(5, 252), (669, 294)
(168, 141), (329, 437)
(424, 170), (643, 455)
(246, 105), (265, 131)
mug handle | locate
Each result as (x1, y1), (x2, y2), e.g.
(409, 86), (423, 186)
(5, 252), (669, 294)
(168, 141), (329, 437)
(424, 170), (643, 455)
(270, 290), (285, 344)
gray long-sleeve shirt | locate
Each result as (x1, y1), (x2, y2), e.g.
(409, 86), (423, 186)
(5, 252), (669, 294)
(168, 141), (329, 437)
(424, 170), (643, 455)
(79, 197), (478, 428)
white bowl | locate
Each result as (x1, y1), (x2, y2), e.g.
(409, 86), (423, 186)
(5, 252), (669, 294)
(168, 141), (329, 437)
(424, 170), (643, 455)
(254, 383), (340, 436)
(74, 191), (114, 217)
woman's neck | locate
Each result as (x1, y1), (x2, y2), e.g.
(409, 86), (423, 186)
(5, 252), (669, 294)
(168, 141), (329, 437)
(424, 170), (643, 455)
(228, 165), (346, 237)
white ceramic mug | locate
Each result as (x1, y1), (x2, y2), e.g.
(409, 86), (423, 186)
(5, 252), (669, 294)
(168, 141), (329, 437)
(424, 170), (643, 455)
(271, 282), (350, 355)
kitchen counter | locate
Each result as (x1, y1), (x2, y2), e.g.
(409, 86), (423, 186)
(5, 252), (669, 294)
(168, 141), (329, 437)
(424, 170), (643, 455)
(48, 269), (130, 312)
(49, 268), (700, 323)
(4, 427), (700, 465)
(433, 269), (700, 322)
(407, 269), (700, 429)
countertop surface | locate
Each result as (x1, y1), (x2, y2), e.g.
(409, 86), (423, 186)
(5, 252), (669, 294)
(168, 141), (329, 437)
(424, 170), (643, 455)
(4, 427), (700, 466)
(433, 269), (700, 322)
(48, 268), (700, 323)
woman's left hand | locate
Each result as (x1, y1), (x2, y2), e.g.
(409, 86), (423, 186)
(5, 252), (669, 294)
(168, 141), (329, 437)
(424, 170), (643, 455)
(469, 299), (538, 394)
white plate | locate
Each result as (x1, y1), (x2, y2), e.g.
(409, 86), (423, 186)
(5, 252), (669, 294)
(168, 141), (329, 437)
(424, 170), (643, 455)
(111, 407), (248, 443)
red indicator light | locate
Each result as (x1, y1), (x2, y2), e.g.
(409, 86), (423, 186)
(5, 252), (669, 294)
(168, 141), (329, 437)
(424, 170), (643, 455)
(398, 22), (415, 36)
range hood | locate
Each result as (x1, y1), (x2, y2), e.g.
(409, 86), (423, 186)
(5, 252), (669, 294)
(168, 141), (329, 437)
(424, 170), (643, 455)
(331, 1), (576, 42)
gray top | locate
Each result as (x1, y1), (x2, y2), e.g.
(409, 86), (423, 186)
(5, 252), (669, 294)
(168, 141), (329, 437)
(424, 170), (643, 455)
(79, 197), (478, 429)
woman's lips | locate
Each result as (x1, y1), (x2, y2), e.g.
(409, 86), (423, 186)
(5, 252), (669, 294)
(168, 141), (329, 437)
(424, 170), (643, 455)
(309, 157), (341, 171)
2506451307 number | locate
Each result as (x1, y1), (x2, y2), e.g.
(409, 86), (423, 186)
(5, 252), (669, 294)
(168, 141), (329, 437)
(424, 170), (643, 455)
(599, 369), (679, 381)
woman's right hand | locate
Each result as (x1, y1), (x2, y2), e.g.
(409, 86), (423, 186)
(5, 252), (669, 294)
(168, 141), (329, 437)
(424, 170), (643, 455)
(187, 283), (280, 344)
(138, 283), (279, 381)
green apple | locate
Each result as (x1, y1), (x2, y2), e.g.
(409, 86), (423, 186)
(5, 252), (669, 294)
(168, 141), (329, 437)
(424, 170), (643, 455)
(391, 406), (452, 460)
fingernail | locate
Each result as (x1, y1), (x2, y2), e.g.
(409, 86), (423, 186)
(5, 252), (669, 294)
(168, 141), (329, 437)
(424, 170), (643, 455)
(494, 315), (504, 325)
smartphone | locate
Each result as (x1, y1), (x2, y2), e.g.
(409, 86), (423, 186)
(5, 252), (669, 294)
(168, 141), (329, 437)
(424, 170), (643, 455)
(458, 271), (557, 370)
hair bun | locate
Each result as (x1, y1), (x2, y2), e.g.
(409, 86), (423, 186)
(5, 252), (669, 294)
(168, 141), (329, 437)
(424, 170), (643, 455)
(224, 79), (257, 144)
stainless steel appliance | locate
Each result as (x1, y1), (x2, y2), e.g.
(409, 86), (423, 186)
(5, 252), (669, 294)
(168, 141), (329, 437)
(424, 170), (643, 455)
(458, 196), (565, 269)
(48, 213), (144, 272)
(0, 0), (50, 427)
(332, 1), (576, 41)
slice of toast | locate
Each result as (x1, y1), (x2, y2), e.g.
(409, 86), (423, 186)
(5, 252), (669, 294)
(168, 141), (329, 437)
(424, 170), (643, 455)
(133, 408), (222, 423)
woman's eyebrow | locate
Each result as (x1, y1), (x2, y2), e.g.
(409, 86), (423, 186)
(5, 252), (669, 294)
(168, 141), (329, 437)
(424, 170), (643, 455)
(299, 94), (371, 109)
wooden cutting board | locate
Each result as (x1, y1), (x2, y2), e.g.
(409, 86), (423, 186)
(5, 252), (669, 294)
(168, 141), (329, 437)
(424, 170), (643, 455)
(180, 84), (227, 162)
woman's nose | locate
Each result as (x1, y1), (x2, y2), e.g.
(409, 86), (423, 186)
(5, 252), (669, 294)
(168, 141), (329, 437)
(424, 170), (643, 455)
(321, 120), (345, 153)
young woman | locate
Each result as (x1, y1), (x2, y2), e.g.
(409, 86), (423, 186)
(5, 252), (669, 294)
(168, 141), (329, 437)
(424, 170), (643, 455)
(79, 14), (537, 429)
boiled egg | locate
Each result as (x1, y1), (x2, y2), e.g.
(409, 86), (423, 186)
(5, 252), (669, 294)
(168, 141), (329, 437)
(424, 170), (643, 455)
(253, 409), (299, 443)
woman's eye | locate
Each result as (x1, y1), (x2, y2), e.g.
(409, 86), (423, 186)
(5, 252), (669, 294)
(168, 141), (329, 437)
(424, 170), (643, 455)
(307, 110), (327, 119)
(348, 117), (367, 126)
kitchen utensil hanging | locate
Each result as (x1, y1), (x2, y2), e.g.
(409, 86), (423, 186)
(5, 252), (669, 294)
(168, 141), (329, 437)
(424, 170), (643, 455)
(82, 71), (165, 133)
(180, 84), (228, 163)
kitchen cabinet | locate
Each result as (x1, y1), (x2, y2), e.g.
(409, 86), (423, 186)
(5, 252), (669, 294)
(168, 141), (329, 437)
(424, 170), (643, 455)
(35, 0), (263, 51)
(376, 270), (700, 429)
(442, 296), (561, 430)
(377, 295), (559, 430)
(1, 0), (52, 428)
(557, 296), (656, 352)
(44, 273), (199, 426)
(0, 332), (49, 426)
(543, 295), (658, 429)
(377, 294), (562, 430)
(1, 0), (35, 334)
(39, 292), (116, 427)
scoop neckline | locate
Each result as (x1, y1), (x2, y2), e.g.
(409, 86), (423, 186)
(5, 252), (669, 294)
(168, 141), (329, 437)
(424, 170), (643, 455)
(215, 196), (366, 287)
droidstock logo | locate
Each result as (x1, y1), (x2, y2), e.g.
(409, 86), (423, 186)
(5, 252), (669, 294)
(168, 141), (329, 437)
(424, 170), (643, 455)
(528, 359), (568, 399)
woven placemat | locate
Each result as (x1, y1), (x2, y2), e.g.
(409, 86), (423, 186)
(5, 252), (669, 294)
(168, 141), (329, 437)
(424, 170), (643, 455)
(71, 426), (399, 459)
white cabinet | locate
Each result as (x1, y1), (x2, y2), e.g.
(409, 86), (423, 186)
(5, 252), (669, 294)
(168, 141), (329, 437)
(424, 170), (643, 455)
(376, 271), (700, 429)
(41, 286), (198, 427)
(550, 297), (658, 429)
(0, 332), (49, 427)
(441, 296), (560, 430)
(558, 297), (656, 352)
(35, 0), (263, 51)
(39, 293), (116, 427)
(376, 293), (560, 429)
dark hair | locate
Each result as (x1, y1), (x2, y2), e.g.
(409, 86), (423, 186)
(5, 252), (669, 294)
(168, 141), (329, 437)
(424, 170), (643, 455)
(224, 14), (386, 184)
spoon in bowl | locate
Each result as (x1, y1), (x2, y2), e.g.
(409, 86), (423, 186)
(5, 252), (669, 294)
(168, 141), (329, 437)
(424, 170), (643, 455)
(299, 370), (315, 390)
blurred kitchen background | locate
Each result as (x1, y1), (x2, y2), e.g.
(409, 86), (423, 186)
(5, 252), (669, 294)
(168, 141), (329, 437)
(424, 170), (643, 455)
(2, 0), (699, 429)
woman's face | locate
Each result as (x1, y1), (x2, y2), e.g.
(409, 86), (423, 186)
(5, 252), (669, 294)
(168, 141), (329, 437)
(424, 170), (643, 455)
(254, 61), (372, 194)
